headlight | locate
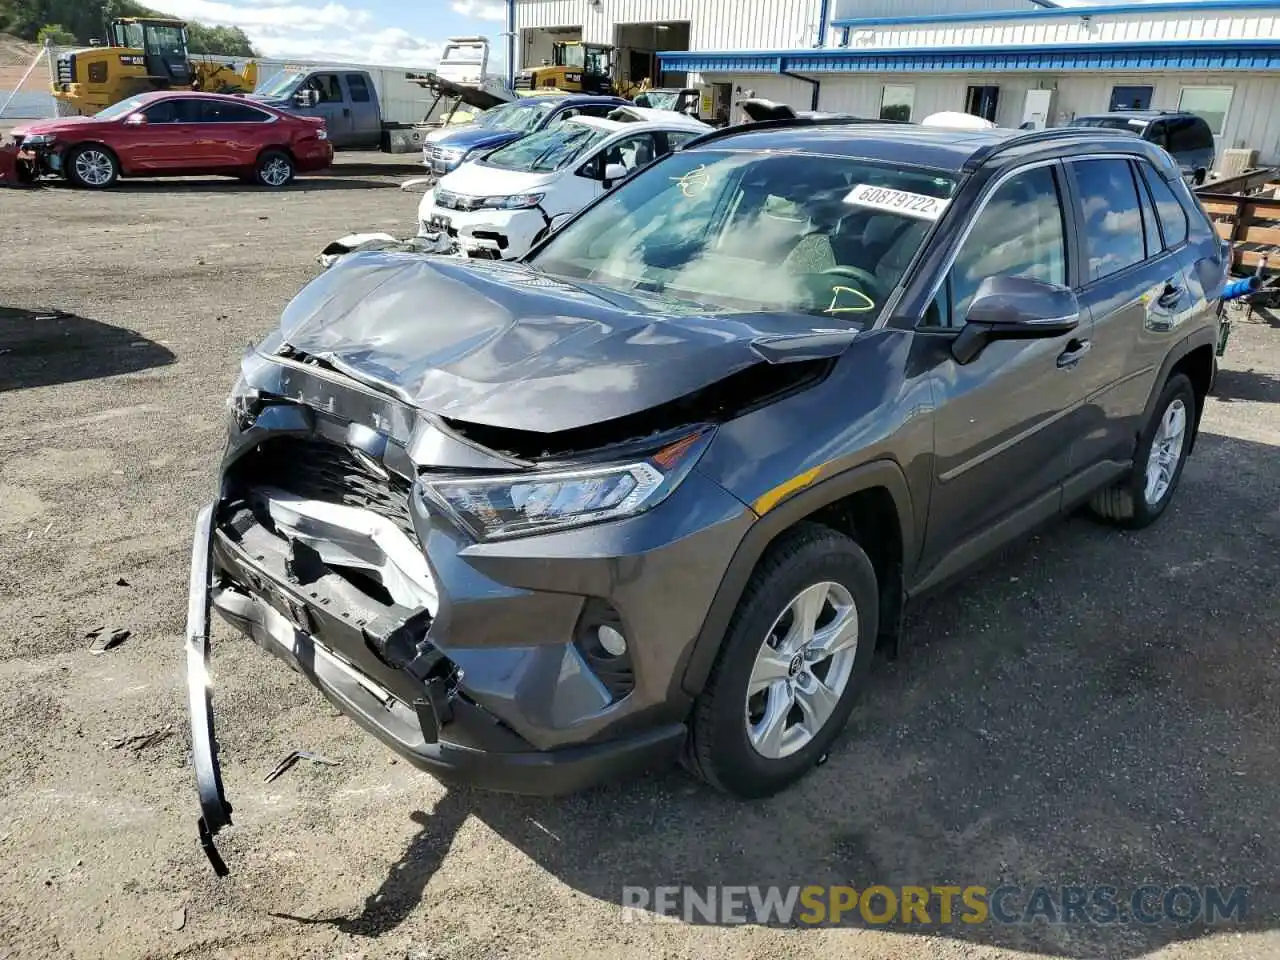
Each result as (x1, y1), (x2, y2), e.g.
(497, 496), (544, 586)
(20, 134), (54, 146)
(225, 372), (261, 431)
(482, 193), (544, 210)
(420, 430), (712, 541)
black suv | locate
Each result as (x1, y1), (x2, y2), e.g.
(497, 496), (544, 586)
(187, 120), (1227, 869)
(1069, 110), (1216, 185)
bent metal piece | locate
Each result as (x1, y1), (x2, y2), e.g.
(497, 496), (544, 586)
(185, 504), (233, 876)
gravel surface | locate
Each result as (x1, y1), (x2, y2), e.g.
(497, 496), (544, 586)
(0, 170), (1277, 960)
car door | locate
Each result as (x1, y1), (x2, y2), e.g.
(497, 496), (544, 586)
(123, 96), (205, 170)
(200, 100), (277, 170)
(303, 73), (353, 145)
(343, 73), (381, 147)
(1062, 156), (1184, 484)
(917, 162), (1093, 578)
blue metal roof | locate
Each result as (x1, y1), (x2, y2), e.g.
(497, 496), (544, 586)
(657, 39), (1280, 75)
(832, 0), (1278, 29)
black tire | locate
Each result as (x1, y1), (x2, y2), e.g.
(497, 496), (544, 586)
(687, 522), (879, 798)
(254, 150), (295, 188)
(64, 144), (118, 189)
(1089, 373), (1196, 529)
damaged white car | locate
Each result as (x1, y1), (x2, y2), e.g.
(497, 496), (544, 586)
(416, 111), (710, 260)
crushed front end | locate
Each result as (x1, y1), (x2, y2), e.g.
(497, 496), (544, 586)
(186, 344), (755, 873)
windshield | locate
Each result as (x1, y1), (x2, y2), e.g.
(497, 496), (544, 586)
(94, 95), (150, 120)
(475, 99), (559, 132)
(482, 123), (611, 172)
(144, 25), (186, 58)
(530, 149), (958, 321)
(636, 91), (678, 111)
(559, 44), (585, 69)
(1070, 116), (1145, 132)
(256, 70), (305, 98)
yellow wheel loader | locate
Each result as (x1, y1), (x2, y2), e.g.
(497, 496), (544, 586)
(513, 41), (616, 95)
(51, 18), (258, 116)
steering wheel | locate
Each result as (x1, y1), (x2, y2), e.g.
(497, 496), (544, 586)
(819, 265), (884, 314)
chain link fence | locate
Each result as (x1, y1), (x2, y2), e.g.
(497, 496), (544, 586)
(0, 39), (79, 119)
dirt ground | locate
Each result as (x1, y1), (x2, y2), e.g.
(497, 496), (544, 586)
(0, 162), (1277, 960)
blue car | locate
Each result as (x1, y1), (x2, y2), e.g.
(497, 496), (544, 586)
(421, 93), (629, 176)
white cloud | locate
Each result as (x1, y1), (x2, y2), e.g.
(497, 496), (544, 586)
(158, 0), (462, 68)
(451, 0), (506, 22)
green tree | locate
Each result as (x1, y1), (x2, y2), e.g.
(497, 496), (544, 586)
(35, 22), (77, 45)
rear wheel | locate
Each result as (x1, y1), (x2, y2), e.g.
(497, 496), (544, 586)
(255, 150), (295, 188)
(1089, 373), (1195, 529)
(65, 145), (118, 189)
(687, 523), (879, 798)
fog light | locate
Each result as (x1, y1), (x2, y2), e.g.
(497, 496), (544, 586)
(597, 624), (627, 657)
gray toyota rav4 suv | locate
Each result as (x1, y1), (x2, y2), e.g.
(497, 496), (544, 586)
(187, 119), (1227, 872)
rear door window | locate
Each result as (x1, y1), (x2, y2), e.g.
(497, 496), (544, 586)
(1069, 158), (1148, 282)
(345, 73), (371, 103)
(201, 101), (273, 123)
(1138, 163), (1190, 248)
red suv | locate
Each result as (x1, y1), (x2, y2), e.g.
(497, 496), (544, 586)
(13, 91), (333, 189)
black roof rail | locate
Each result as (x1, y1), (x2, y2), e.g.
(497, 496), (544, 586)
(680, 115), (910, 151)
(961, 125), (1138, 171)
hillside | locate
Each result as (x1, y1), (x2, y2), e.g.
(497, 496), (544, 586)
(0, 1), (255, 56)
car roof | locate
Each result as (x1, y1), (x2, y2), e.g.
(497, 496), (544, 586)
(607, 105), (709, 127)
(564, 116), (625, 133)
(1076, 110), (1197, 121)
(685, 120), (1169, 175)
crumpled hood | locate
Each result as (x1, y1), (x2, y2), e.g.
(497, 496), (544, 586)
(274, 253), (840, 433)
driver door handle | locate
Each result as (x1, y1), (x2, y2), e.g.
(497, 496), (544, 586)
(1057, 338), (1092, 368)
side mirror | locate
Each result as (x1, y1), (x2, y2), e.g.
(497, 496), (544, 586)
(124, 112), (147, 126)
(602, 162), (628, 186)
(295, 89), (319, 108)
(951, 275), (1080, 364)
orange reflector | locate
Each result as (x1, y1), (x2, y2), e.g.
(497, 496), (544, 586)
(651, 432), (702, 469)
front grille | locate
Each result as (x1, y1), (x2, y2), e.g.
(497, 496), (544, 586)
(232, 437), (416, 541)
(56, 54), (74, 84)
(434, 189), (483, 212)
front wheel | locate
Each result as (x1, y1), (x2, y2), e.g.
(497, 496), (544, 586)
(687, 523), (879, 798)
(1089, 373), (1196, 528)
(65, 145), (118, 189)
(255, 150), (295, 188)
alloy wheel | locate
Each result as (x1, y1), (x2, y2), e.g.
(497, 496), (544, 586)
(1144, 398), (1187, 506)
(74, 149), (114, 186)
(745, 581), (859, 759)
(261, 157), (292, 187)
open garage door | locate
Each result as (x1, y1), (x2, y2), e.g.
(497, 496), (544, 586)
(612, 21), (690, 96)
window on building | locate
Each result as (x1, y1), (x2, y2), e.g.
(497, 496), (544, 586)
(946, 165), (1067, 325)
(965, 85), (1000, 123)
(880, 84), (914, 122)
(1177, 86), (1232, 136)
(1070, 158), (1147, 282)
(1109, 85), (1153, 111)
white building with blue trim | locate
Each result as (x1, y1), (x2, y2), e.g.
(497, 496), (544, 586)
(508, 0), (1280, 164)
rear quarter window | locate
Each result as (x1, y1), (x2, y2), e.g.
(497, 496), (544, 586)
(1137, 163), (1189, 248)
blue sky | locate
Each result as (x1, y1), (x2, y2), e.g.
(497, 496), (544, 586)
(158, 0), (506, 68)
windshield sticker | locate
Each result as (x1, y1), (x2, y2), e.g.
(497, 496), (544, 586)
(672, 164), (709, 198)
(825, 286), (876, 314)
(843, 183), (950, 221)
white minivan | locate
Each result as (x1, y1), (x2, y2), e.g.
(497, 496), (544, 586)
(417, 111), (710, 259)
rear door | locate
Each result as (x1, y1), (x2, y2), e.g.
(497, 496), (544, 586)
(1063, 156), (1188, 481)
(199, 100), (277, 169)
(918, 162), (1092, 576)
(343, 73), (381, 147)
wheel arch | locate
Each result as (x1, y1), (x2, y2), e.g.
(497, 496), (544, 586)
(680, 459), (916, 697)
(1142, 327), (1217, 454)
